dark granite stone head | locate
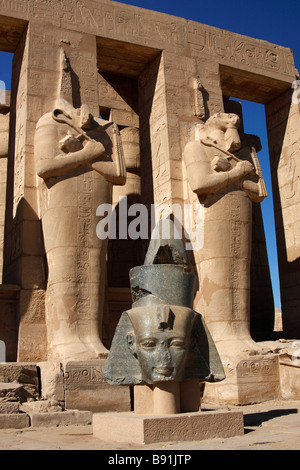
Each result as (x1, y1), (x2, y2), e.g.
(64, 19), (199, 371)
(126, 304), (196, 383)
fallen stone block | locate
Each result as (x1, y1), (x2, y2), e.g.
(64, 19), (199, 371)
(0, 402), (19, 414)
(30, 410), (92, 428)
(38, 361), (64, 402)
(0, 382), (39, 403)
(20, 399), (63, 414)
(0, 413), (30, 429)
(63, 361), (131, 412)
(0, 363), (39, 386)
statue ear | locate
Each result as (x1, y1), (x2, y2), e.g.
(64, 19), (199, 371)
(127, 332), (137, 357)
(52, 108), (72, 123)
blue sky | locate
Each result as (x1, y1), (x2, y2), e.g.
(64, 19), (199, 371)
(1, 0), (299, 308)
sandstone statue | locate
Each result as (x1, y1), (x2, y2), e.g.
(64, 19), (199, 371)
(34, 49), (126, 362)
(183, 112), (267, 358)
(103, 219), (225, 412)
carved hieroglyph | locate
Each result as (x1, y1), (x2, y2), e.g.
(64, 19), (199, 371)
(183, 113), (266, 357)
(34, 49), (126, 362)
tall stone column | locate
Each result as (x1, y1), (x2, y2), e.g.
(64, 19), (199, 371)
(266, 89), (300, 338)
(0, 95), (10, 281)
(3, 25), (47, 362)
(3, 22), (100, 362)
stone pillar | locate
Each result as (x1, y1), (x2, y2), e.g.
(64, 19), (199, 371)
(133, 379), (203, 415)
(266, 89), (300, 338)
(3, 26), (47, 362)
(139, 53), (169, 216)
(0, 93), (10, 281)
(108, 126), (143, 288)
(223, 97), (275, 340)
(152, 383), (180, 415)
(3, 23), (99, 361)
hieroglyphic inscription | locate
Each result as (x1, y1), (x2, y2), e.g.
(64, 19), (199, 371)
(63, 360), (131, 412)
(0, 0), (295, 77)
(131, 13), (187, 47)
(76, 175), (92, 323)
(30, 0), (75, 25)
(29, 0), (187, 48)
(64, 361), (105, 390)
(230, 193), (242, 321)
(0, 0), (27, 14)
(188, 24), (295, 77)
(28, 24), (98, 114)
(236, 356), (280, 403)
(1, 0), (188, 48)
(75, 52), (98, 109)
(13, 51), (27, 218)
(237, 356), (279, 380)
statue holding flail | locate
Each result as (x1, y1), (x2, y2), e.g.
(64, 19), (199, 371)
(34, 49), (126, 361)
(183, 112), (267, 358)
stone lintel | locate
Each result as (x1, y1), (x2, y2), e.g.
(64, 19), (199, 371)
(0, 14), (28, 53)
(0, 2), (296, 84)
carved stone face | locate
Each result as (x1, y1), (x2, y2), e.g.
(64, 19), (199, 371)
(71, 104), (92, 129)
(202, 112), (241, 153)
(127, 305), (196, 383)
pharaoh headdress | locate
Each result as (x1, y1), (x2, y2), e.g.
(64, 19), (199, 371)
(103, 219), (225, 385)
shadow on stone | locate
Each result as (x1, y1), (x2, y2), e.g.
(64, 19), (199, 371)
(244, 408), (298, 427)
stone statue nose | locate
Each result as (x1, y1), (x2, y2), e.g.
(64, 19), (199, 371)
(225, 127), (241, 152)
(157, 341), (172, 364)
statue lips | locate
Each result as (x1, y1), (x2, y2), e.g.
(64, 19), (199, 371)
(154, 366), (174, 377)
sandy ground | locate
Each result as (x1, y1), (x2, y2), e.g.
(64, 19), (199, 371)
(0, 399), (300, 452)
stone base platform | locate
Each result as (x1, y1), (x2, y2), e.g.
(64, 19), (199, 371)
(93, 410), (244, 445)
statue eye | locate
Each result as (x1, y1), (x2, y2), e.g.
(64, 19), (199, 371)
(170, 339), (185, 348)
(140, 339), (156, 349)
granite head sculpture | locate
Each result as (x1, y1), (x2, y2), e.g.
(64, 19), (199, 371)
(103, 218), (225, 385)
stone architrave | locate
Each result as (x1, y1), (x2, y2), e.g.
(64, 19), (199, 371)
(183, 112), (267, 359)
(34, 49), (126, 362)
